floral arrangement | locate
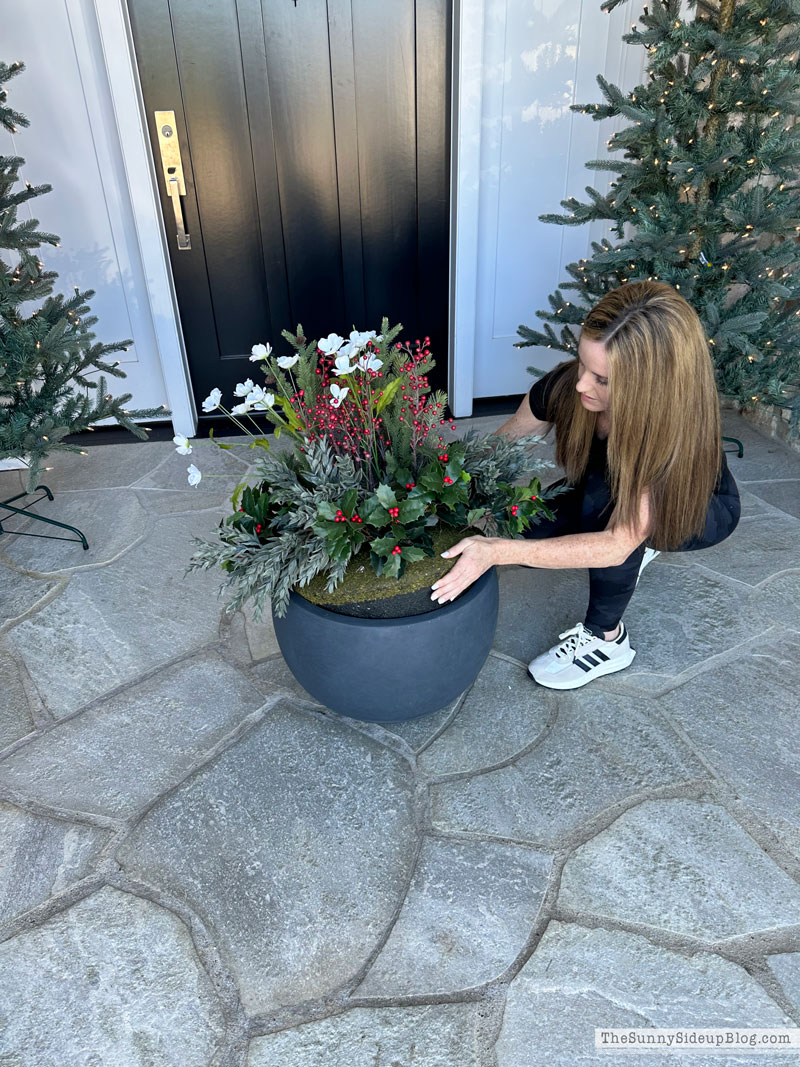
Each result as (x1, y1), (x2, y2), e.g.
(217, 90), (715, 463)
(180, 319), (557, 617)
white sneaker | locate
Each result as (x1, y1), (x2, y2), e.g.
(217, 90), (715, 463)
(636, 547), (660, 586)
(527, 621), (636, 690)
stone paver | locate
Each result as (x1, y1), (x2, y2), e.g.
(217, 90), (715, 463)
(28, 439), (176, 493)
(666, 512), (800, 587)
(133, 486), (232, 515)
(744, 479), (800, 519)
(497, 922), (798, 1067)
(133, 439), (249, 493)
(752, 570), (800, 632)
(0, 886), (226, 1066)
(430, 693), (705, 848)
(0, 646), (35, 748)
(0, 654), (265, 818)
(417, 655), (552, 777)
(0, 489), (150, 573)
(0, 567), (61, 628)
(659, 633), (800, 859)
(559, 798), (800, 939)
(248, 1004), (479, 1067)
(0, 415), (798, 1061)
(116, 704), (421, 1014)
(357, 835), (551, 996)
(3, 513), (233, 716)
(767, 953), (800, 1016)
(0, 803), (109, 924)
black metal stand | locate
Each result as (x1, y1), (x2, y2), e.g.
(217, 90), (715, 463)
(722, 436), (744, 458)
(0, 485), (89, 550)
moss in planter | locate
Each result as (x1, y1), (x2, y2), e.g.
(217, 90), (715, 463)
(297, 525), (476, 619)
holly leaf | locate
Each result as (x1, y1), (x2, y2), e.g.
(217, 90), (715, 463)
(370, 534), (398, 556)
(400, 545), (426, 563)
(376, 483), (398, 509)
(381, 551), (402, 578)
(341, 487), (358, 516)
(398, 496), (428, 524)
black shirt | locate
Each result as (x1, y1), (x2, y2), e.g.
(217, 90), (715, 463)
(528, 363), (609, 481)
(526, 362), (740, 538)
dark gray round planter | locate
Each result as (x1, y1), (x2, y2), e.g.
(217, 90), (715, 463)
(272, 568), (499, 722)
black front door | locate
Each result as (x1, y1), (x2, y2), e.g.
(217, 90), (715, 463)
(128, 0), (451, 412)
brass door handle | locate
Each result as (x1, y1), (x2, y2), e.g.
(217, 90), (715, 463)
(155, 110), (191, 251)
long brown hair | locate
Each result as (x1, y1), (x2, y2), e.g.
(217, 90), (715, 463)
(545, 282), (722, 551)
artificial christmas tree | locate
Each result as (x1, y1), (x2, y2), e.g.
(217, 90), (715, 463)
(518, 0), (800, 428)
(0, 59), (163, 533)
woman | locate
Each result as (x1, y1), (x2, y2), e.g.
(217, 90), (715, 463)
(430, 281), (741, 690)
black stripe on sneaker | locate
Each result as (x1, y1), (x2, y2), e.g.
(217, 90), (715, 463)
(583, 653), (600, 666)
(615, 625), (626, 644)
(593, 649), (610, 662)
(575, 658), (593, 672)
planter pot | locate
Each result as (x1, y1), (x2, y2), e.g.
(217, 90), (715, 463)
(272, 568), (499, 722)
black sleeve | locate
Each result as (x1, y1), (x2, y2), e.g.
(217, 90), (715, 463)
(527, 363), (571, 421)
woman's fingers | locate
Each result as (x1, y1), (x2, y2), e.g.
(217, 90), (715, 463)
(430, 537), (493, 603)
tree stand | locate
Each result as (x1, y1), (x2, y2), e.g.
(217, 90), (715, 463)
(0, 486), (89, 550)
(723, 436), (744, 458)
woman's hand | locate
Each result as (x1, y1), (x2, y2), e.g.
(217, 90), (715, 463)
(430, 536), (498, 604)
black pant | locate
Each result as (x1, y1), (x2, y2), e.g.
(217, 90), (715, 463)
(523, 454), (741, 634)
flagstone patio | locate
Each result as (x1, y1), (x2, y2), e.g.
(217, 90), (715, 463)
(1, 411), (799, 1066)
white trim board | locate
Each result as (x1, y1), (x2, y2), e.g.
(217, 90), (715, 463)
(450, 0), (647, 415)
(92, 0), (196, 437)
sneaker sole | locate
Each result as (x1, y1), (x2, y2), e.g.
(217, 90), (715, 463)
(528, 648), (636, 690)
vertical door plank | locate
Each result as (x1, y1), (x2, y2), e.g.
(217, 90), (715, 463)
(236, 0), (292, 339)
(327, 0), (366, 330)
(169, 0), (268, 360)
(416, 0), (451, 372)
(260, 0), (345, 338)
(351, 0), (418, 335)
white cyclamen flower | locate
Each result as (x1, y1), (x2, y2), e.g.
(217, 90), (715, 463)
(356, 353), (383, 373)
(252, 392), (275, 410)
(173, 433), (192, 455)
(329, 383), (349, 408)
(201, 388), (222, 412)
(234, 378), (255, 396)
(187, 464), (202, 486)
(277, 354), (300, 369)
(318, 333), (345, 355)
(332, 352), (355, 376)
(349, 329), (382, 349)
(249, 342), (272, 362)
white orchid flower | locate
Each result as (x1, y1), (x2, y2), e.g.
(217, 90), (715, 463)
(173, 433), (193, 455)
(249, 342), (272, 362)
(201, 388), (222, 412)
(332, 352), (355, 376)
(318, 333), (345, 355)
(234, 378), (255, 396)
(356, 353), (383, 373)
(252, 392), (275, 410)
(329, 383), (349, 408)
(277, 354), (300, 369)
(187, 464), (202, 486)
